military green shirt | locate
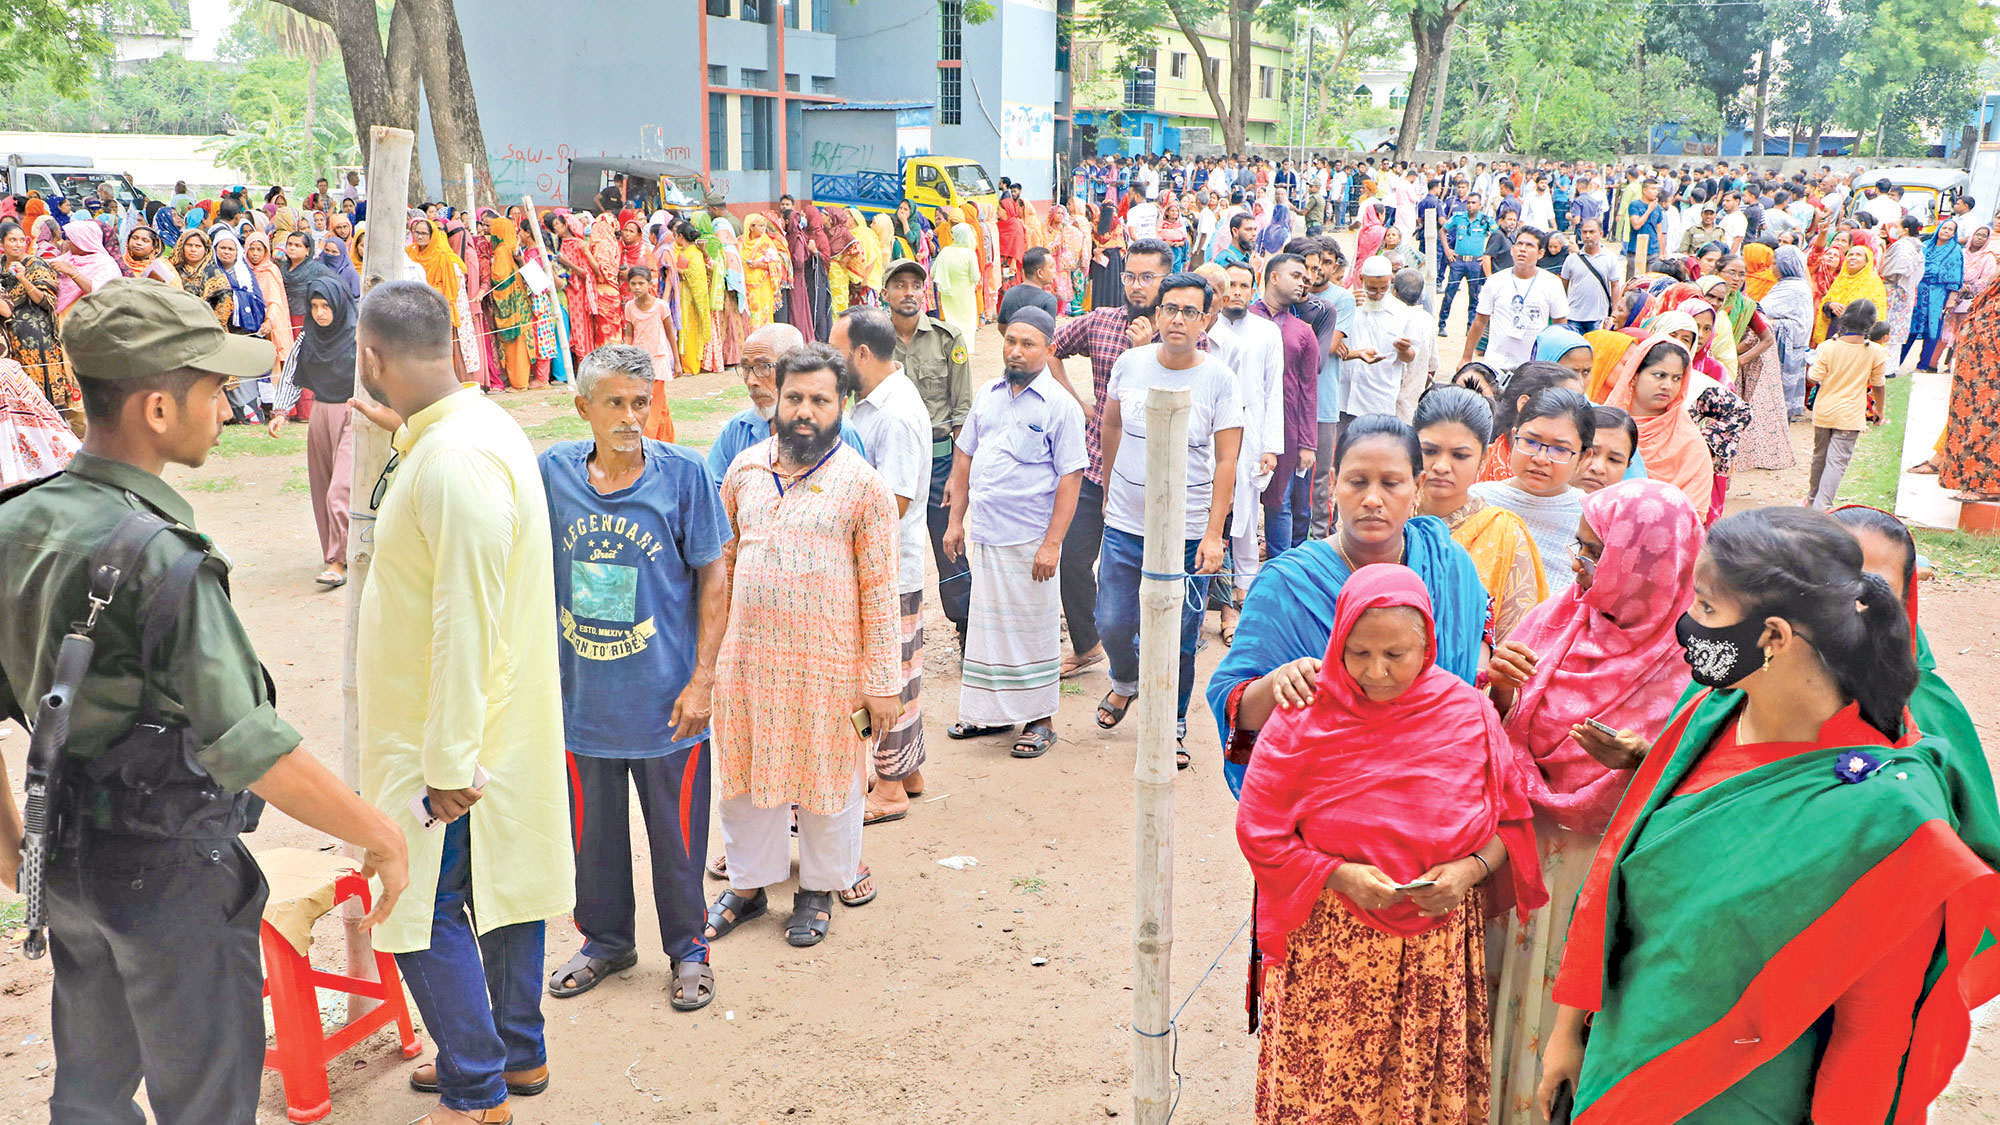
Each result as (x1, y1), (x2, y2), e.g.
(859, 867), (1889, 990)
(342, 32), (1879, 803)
(893, 312), (973, 447)
(0, 453), (300, 793)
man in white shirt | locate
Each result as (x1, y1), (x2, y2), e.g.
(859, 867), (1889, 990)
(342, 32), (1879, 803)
(1137, 160), (1160, 200)
(1861, 178), (1904, 227)
(1204, 259), (1283, 626)
(1718, 191), (1749, 252)
(1343, 256), (1421, 420)
(1561, 217), (1624, 331)
(1125, 193), (1161, 242)
(1390, 267), (1437, 420)
(831, 307), (934, 823)
(1194, 197), (1221, 266)
(1094, 272), (1241, 760)
(1462, 226), (1569, 371)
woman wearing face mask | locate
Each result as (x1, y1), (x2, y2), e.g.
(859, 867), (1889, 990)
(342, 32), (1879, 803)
(1483, 479), (1702, 1125)
(1470, 386), (1595, 595)
(270, 277), (358, 589)
(1538, 507), (2000, 1125)
(1414, 386), (1548, 642)
(1574, 406), (1641, 492)
(1604, 335), (1713, 518)
(1237, 564), (1545, 1125)
(1208, 415), (1490, 799)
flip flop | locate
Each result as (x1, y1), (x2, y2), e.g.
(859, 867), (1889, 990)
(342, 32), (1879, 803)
(947, 721), (1010, 740)
(1061, 649), (1106, 679)
(862, 801), (907, 826)
(705, 853), (728, 880)
(1909, 460), (1941, 475)
(839, 864), (877, 908)
(315, 569), (347, 588)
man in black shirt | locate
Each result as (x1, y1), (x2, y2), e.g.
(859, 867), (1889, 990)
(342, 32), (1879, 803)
(998, 246), (1061, 324)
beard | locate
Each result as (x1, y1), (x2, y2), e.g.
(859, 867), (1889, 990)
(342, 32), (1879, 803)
(775, 412), (840, 465)
(1221, 304), (1247, 321)
(1124, 294), (1158, 321)
(1003, 364), (1038, 387)
(753, 401), (775, 421)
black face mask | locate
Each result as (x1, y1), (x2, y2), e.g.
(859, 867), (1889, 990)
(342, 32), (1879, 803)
(1674, 612), (1768, 689)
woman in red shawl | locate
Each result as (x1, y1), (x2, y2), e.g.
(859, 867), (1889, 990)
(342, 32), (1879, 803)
(587, 213), (625, 348)
(1237, 564), (1544, 1125)
(1483, 478), (1703, 1125)
(996, 191), (1026, 286)
(799, 201), (833, 341)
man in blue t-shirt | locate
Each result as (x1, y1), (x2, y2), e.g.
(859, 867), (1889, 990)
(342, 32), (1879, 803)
(1625, 177), (1665, 263)
(540, 344), (732, 1014)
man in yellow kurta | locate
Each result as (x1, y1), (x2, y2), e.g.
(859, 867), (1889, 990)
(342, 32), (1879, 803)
(353, 281), (573, 1125)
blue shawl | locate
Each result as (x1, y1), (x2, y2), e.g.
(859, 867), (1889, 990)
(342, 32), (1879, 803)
(1923, 229), (1965, 291)
(1208, 516), (1490, 796)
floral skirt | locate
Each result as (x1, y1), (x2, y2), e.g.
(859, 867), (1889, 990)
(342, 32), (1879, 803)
(1257, 885), (1490, 1124)
(1735, 349), (1795, 472)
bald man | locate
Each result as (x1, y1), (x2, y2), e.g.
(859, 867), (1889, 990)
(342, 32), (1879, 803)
(705, 323), (865, 482)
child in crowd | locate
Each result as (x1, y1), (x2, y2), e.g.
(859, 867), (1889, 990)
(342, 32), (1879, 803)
(623, 265), (677, 383)
(1805, 300), (1888, 509)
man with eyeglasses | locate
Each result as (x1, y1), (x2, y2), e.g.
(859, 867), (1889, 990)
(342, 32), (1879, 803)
(1049, 237), (1186, 678)
(1091, 270), (1241, 767)
(704, 322), (865, 485)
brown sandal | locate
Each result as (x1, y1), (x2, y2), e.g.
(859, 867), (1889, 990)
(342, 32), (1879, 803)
(669, 960), (715, 1012)
(1909, 459), (1941, 475)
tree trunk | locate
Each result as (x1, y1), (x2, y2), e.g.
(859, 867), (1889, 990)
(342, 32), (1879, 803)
(1423, 26), (1454, 152)
(274, 0), (423, 200)
(1229, 2), (1253, 151)
(1876, 112), (1887, 158)
(1397, 10), (1446, 155)
(440, 3), (492, 210)
(1809, 119), (1824, 159)
(409, 0), (468, 208)
(1751, 50), (1769, 160)
(303, 54), (319, 137)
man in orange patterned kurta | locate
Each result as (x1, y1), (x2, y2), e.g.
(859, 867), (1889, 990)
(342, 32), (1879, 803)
(706, 344), (902, 950)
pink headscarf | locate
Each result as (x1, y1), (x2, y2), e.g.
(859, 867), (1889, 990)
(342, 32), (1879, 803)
(1501, 479), (1703, 836)
(1236, 564), (1544, 957)
(56, 218), (124, 313)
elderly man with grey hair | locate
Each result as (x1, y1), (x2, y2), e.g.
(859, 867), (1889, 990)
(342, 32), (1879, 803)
(705, 322), (865, 482)
(537, 343), (732, 1013)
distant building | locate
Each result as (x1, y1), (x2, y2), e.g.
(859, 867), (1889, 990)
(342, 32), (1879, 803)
(1066, 8), (1294, 157)
(108, 0), (232, 71)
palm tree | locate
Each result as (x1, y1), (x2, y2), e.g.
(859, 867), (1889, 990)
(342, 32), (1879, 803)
(234, 0), (338, 136)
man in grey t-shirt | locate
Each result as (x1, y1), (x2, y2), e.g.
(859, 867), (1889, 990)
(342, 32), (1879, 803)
(1560, 217), (1623, 331)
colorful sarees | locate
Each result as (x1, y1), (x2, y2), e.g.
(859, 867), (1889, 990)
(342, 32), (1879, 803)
(1813, 245), (1890, 346)
(1553, 689), (2000, 1124)
(740, 213), (789, 330)
(486, 216), (534, 389)
(674, 241), (713, 375)
(1440, 498), (1547, 644)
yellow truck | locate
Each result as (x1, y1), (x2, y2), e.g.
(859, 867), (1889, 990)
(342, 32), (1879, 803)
(811, 155), (999, 228)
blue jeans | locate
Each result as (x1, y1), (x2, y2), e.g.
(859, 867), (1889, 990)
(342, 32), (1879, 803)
(1262, 453), (1312, 557)
(1438, 260), (1485, 329)
(1095, 527), (1206, 729)
(394, 818), (548, 1112)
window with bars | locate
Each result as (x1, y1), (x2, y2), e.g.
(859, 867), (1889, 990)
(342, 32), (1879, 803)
(708, 65), (726, 86)
(1259, 66), (1277, 99)
(786, 73), (800, 91)
(940, 0), (962, 60)
(939, 66), (962, 125)
(811, 0), (831, 30)
(706, 0), (730, 15)
(709, 93), (730, 170)
(742, 96), (773, 170)
(812, 75), (834, 94)
(1207, 57), (1221, 86)
(784, 0), (797, 27)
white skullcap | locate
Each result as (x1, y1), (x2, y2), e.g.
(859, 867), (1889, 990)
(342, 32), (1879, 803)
(1360, 255), (1394, 278)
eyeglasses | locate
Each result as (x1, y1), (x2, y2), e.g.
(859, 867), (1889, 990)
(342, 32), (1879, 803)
(741, 359), (777, 378)
(1515, 435), (1579, 463)
(1567, 541), (1600, 575)
(1121, 270), (1164, 286)
(370, 449), (401, 510)
(1155, 303), (1204, 323)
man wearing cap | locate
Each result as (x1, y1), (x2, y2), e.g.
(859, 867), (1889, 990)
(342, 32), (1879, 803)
(0, 278), (409, 1123)
(883, 257), (974, 650)
(1343, 256), (1423, 420)
(1678, 198), (1725, 255)
(942, 306), (1086, 759)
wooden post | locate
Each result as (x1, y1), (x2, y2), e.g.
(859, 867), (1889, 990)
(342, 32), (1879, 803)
(339, 125), (417, 1016)
(1133, 385), (1191, 1125)
(523, 194), (576, 385)
(463, 162), (476, 215)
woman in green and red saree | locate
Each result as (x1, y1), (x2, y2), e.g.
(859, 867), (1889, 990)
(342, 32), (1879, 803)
(1537, 507), (2000, 1125)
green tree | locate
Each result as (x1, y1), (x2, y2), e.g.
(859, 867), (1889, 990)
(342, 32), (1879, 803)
(1643, 0), (1762, 115)
(232, 0), (338, 135)
(0, 0), (172, 92)
(1832, 0), (1993, 155)
(1082, 0), (1273, 153)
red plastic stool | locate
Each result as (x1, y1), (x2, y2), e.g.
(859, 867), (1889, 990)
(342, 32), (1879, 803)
(258, 851), (422, 1123)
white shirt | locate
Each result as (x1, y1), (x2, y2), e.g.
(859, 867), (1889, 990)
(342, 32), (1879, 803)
(1103, 346), (1243, 539)
(1208, 310), (1285, 535)
(849, 367), (934, 594)
(1125, 201), (1160, 242)
(1477, 268), (1570, 371)
(1343, 295), (1423, 417)
(1561, 247), (1624, 326)
(1862, 194), (1904, 227)
(1718, 210), (1748, 247)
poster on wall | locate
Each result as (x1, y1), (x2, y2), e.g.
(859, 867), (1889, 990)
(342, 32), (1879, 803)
(1001, 102), (1054, 162)
(896, 106), (932, 160)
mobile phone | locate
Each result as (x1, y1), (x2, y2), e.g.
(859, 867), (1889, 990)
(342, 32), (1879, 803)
(1582, 716), (1621, 738)
(1392, 879), (1438, 892)
(409, 765), (492, 831)
(850, 706), (874, 739)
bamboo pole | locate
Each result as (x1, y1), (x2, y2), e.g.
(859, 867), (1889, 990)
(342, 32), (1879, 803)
(522, 194), (576, 385)
(339, 125), (417, 1016)
(463, 162), (476, 216)
(1134, 385), (1191, 1125)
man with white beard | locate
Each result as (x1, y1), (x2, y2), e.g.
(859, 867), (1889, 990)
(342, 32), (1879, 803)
(705, 323), (865, 483)
(1201, 259), (1282, 635)
(1341, 257), (1422, 422)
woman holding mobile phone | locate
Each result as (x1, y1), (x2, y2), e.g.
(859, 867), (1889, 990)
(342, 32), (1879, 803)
(1237, 564), (1544, 1124)
(1482, 479), (1703, 1125)
(1537, 508), (2000, 1124)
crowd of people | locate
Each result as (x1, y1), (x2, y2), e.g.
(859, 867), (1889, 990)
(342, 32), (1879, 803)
(1, 150), (1999, 1125)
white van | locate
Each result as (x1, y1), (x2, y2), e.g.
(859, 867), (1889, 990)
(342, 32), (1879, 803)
(1, 154), (149, 209)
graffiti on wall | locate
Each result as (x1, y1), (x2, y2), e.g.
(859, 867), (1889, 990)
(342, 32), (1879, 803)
(1001, 102), (1055, 162)
(490, 142), (572, 200)
(636, 124), (695, 166)
(809, 140), (875, 175)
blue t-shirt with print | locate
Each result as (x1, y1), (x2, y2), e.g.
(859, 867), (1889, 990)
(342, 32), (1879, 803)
(541, 439), (731, 758)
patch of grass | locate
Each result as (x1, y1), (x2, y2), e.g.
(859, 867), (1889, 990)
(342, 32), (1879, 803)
(1917, 530), (2000, 581)
(1010, 873), (1050, 897)
(522, 412), (591, 443)
(281, 471), (310, 495)
(184, 474), (239, 493)
(0, 897), (24, 931)
(215, 423), (305, 459)
(1060, 681), (1083, 697)
(1830, 373), (1915, 511)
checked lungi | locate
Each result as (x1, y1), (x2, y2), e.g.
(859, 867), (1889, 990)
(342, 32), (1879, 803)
(958, 541), (1061, 725)
(874, 590), (926, 781)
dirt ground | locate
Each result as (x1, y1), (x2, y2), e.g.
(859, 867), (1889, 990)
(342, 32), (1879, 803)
(0, 274), (1996, 1124)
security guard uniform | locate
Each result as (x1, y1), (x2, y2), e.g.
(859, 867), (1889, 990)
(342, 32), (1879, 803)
(884, 258), (974, 642)
(0, 280), (295, 1123)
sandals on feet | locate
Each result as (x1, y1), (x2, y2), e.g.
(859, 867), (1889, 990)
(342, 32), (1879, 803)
(546, 949), (638, 998)
(1012, 723), (1057, 759)
(705, 853), (728, 880)
(947, 720), (1010, 739)
(1096, 690), (1135, 729)
(315, 569), (347, 588)
(669, 959), (716, 1012)
(1176, 740), (1191, 771)
(863, 799), (907, 826)
(839, 865), (877, 908)
(704, 888), (768, 941)
(1060, 648), (1106, 679)
(1910, 459), (1941, 475)
(786, 890), (835, 947)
